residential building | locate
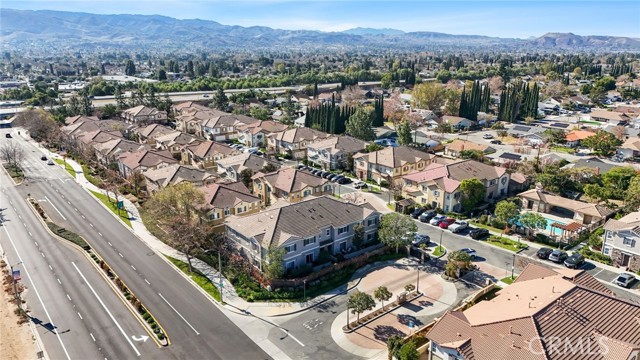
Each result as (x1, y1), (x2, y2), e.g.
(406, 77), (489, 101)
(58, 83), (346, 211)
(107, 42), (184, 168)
(564, 129), (596, 148)
(143, 164), (218, 193)
(252, 168), (332, 205)
(94, 138), (147, 165)
(617, 137), (640, 160)
(200, 182), (261, 231)
(216, 153), (280, 181)
(442, 115), (476, 130)
(200, 113), (259, 142)
(153, 131), (199, 156)
(426, 263), (638, 360)
(175, 108), (227, 135)
(117, 149), (177, 178)
(401, 160), (509, 212)
(507, 124), (546, 140)
(519, 187), (614, 226)
(590, 109), (629, 124)
(236, 120), (288, 148)
(122, 105), (167, 124)
(267, 127), (332, 159)
(562, 157), (618, 174)
(181, 140), (241, 169)
(306, 135), (368, 170)
(444, 139), (494, 158)
(602, 211), (640, 272)
(353, 146), (436, 185)
(135, 124), (176, 145)
(225, 196), (380, 272)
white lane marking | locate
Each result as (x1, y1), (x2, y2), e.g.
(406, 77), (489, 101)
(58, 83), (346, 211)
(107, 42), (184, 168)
(118, 253), (123, 258)
(18, 215), (21, 219)
(82, 215), (85, 219)
(144, 279), (150, 285)
(23, 223), (26, 227)
(77, 312), (83, 320)
(74, 208), (78, 211)
(67, 294), (72, 301)
(34, 241), (39, 247)
(98, 232), (103, 237)
(90, 224), (94, 228)
(57, 279), (61, 285)
(2, 226), (72, 360)
(158, 292), (200, 335)
(41, 252), (45, 258)
(279, 328), (305, 347)
(49, 265), (53, 270)
(72, 262), (141, 357)
(67, 201), (71, 205)
(131, 265), (136, 271)
(593, 268), (605, 277)
(28, 231), (32, 237)
(90, 333), (96, 342)
(108, 242), (112, 247)
(44, 195), (67, 220)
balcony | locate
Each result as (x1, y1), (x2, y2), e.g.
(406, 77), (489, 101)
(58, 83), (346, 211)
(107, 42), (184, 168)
(319, 239), (333, 247)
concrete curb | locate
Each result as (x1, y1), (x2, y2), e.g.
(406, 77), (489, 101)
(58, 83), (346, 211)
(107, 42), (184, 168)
(342, 292), (422, 333)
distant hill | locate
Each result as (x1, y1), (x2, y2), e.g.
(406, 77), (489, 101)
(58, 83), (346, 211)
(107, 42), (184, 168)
(342, 27), (405, 36)
(1, 9), (639, 52)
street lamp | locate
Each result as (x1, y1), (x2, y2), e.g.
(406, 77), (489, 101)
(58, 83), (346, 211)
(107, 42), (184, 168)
(416, 266), (420, 294)
(10, 261), (23, 311)
(439, 229), (444, 249)
(303, 279), (306, 302)
(511, 254), (516, 279)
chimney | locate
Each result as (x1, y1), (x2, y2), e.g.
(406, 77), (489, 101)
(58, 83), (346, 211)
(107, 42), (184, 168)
(509, 326), (513, 334)
(594, 167), (600, 175)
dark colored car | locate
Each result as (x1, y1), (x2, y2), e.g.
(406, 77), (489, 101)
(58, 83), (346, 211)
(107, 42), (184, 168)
(41, 155), (47, 161)
(536, 247), (554, 260)
(410, 207), (426, 219)
(321, 172), (332, 179)
(564, 253), (585, 269)
(418, 210), (437, 223)
(337, 177), (351, 184)
(296, 164), (306, 170)
(5, 133), (11, 138)
(468, 228), (489, 240)
(311, 169), (322, 176)
(490, 140), (502, 145)
(327, 174), (339, 181)
(548, 250), (568, 263)
(438, 218), (456, 229)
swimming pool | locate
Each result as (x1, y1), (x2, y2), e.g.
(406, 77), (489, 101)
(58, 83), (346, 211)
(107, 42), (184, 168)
(515, 215), (566, 235)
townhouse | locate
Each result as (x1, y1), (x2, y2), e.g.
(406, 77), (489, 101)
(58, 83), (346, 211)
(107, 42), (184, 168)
(153, 131), (199, 156)
(93, 138), (147, 165)
(267, 127), (332, 160)
(353, 146), (436, 185)
(200, 113), (259, 142)
(236, 120), (288, 148)
(306, 135), (368, 170)
(181, 140), (241, 169)
(444, 139), (494, 158)
(225, 196), (380, 273)
(602, 211), (640, 272)
(135, 124), (176, 145)
(216, 153), (280, 181)
(122, 105), (167, 124)
(199, 182), (261, 231)
(252, 167), (332, 205)
(117, 149), (178, 178)
(143, 164), (218, 193)
(401, 159), (509, 212)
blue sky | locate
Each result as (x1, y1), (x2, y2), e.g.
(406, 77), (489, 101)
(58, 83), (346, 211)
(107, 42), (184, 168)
(3, 1), (639, 38)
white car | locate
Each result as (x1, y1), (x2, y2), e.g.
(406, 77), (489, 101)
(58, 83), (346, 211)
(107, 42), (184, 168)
(429, 215), (446, 226)
(448, 220), (469, 233)
(458, 248), (477, 258)
(614, 273), (636, 288)
(243, 147), (259, 154)
(482, 134), (493, 139)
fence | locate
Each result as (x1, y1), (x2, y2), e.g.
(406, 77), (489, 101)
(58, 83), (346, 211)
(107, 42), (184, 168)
(269, 245), (388, 289)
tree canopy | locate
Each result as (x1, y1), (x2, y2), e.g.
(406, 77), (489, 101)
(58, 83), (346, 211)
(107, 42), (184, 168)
(346, 106), (376, 141)
(459, 178), (486, 212)
(379, 213), (418, 253)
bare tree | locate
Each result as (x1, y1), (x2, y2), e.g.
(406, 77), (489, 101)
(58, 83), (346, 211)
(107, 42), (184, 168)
(12, 109), (60, 143)
(0, 140), (25, 169)
(341, 86), (364, 106)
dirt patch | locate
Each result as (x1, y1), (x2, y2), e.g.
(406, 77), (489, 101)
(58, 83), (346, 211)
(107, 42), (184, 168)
(0, 280), (39, 359)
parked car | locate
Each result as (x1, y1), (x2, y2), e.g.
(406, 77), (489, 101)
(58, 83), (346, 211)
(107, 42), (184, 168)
(353, 181), (367, 189)
(438, 218), (456, 229)
(419, 210), (437, 223)
(5, 133), (12, 138)
(327, 174), (340, 181)
(468, 228), (489, 239)
(490, 140), (502, 145)
(47, 159), (55, 165)
(548, 250), (568, 263)
(244, 147), (259, 154)
(374, 138), (398, 147)
(202, 94), (210, 98)
(536, 247), (554, 260)
(448, 220), (469, 233)
(311, 169), (322, 176)
(41, 155), (47, 161)
(483, 134), (494, 139)
(458, 248), (477, 258)
(410, 207), (426, 219)
(320, 171), (331, 179)
(564, 253), (585, 269)
(412, 234), (430, 246)
(429, 215), (447, 226)
(614, 273), (636, 288)
(296, 164), (306, 170)
(336, 177), (351, 185)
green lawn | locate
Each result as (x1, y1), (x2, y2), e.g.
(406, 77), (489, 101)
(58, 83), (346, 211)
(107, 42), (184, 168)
(89, 190), (132, 227)
(54, 158), (77, 178)
(82, 164), (103, 187)
(500, 276), (516, 285)
(433, 246), (445, 257)
(485, 236), (527, 252)
(550, 146), (576, 154)
(165, 255), (222, 302)
(470, 222), (504, 234)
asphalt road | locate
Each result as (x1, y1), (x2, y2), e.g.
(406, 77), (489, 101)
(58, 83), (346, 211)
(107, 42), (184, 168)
(0, 152), (155, 359)
(6, 130), (270, 359)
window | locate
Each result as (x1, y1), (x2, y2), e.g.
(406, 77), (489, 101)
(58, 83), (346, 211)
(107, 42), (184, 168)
(224, 207), (231, 216)
(603, 246), (611, 255)
(326, 229), (331, 236)
(368, 218), (376, 226)
(303, 237), (316, 246)
(367, 233), (374, 241)
(433, 190), (440, 197)
(337, 225), (349, 235)
(285, 244), (297, 253)
(501, 177), (507, 185)
(305, 253), (313, 264)
(606, 231), (613, 239)
(421, 198), (426, 204)
(490, 179), (497, 185)
(282, 191), (289, 197)
(623, 237), (635, 247)
(209, 212), (220, 220)
(237, 207), (244, 214)
(286, 261), (295, 270)
(303, 190), (311, 197)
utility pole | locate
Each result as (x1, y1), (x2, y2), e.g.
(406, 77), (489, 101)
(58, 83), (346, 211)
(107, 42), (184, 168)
(511, 254), (516, 279)
(10, 261), (23, 311)
(303, 279), (306, 302)
(416, 266), (420, 294)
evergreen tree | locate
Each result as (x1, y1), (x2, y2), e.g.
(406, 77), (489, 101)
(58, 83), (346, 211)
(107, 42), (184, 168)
(397, 121), (412, 145)
(124, 60), (136, 76)
(346, 107), (376, 141)
(212, 88), (229, 111)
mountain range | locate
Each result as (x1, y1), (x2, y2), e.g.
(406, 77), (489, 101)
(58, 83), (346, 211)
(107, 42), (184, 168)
(2, 9), (639, 52)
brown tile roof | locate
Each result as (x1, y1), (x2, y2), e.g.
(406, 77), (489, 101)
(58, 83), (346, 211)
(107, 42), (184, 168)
(307, 135), (368, 155)
(95, 138), (146, 157)
(173, 101), (210, 113)
(603, 211), (640, 232)
(185, 141), (240, 159)
(201, 113), (260, 129)
(123, 105), (163, 118)
(354, 146), (434, 168)
(119, 149), (177, 171)
(225, 196), (378, 248)
(252, 168), (328, 193)
(143, 164), (217, 188)
(446, 139), (492, 153)
(590, 109), (629, 122)
(216, 153), (280, 174)
(269, 127), (331, 144)
(64, 115), (98, 125)
(428, 263), (639, 360)
(238, 120), (288, 134)
(137, 124), (175, 139)
(620, 137), (640, 151)
(200, 182), (259, 210)
(519, 189), (614, 218)
(154, 131), (199, 147)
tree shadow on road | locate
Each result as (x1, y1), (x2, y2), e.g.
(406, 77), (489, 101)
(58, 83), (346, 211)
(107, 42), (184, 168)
(312, 300), (338, 314)
(373, 325), (406, 342)
(397, 314), (423, 328)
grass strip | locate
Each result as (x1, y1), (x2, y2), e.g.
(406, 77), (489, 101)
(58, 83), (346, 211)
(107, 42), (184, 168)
(89, 190), (132, 227)
(54, 158), (76, 178)
(165, 255), (222, 302)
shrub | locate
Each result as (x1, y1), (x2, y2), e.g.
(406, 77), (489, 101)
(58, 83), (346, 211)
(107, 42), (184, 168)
(478, 214), (488, 224)
(579, 247), (613, 265)
(379, 180), (390, 188)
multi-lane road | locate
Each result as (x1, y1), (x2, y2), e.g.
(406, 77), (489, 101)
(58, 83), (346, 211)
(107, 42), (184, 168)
(1, 129), (270, 359)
